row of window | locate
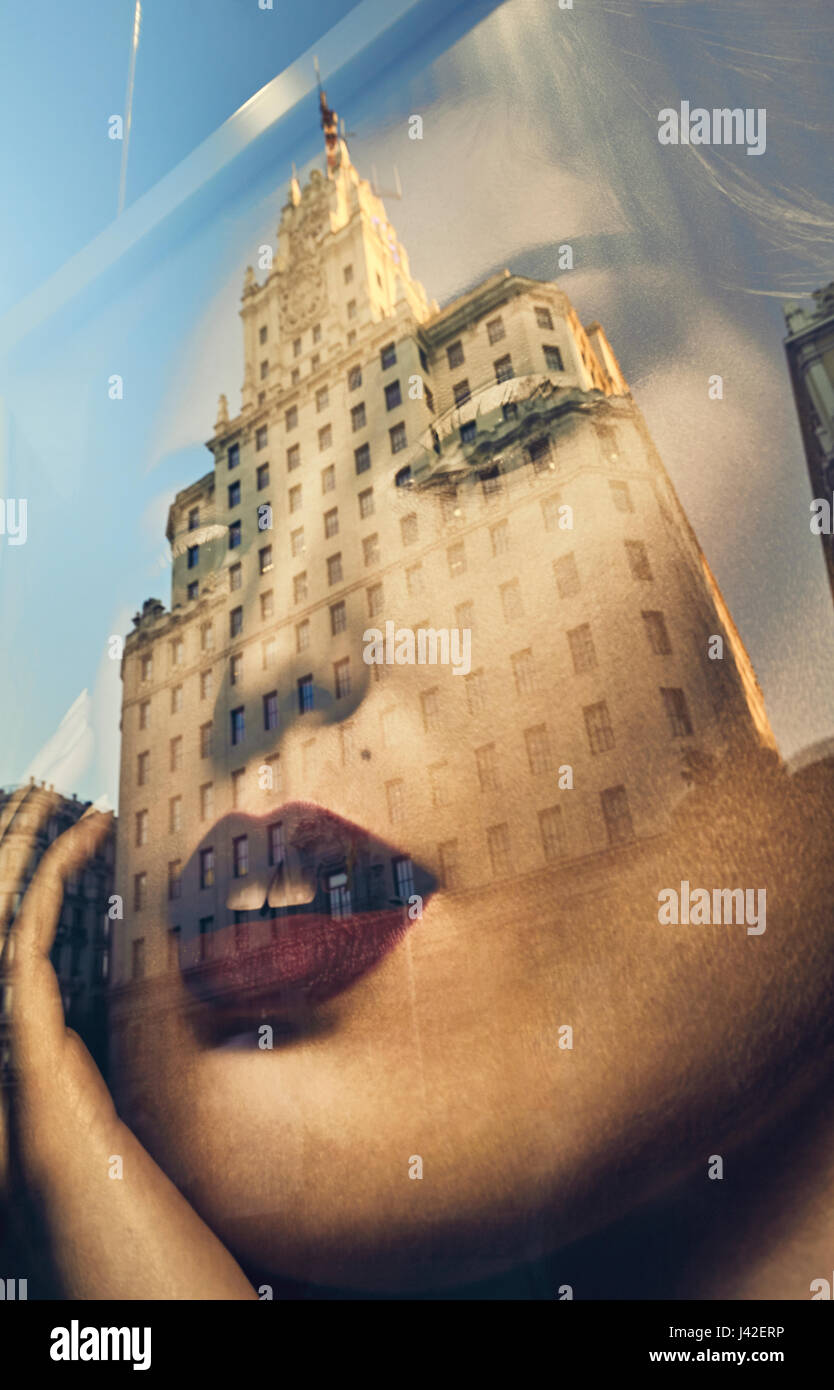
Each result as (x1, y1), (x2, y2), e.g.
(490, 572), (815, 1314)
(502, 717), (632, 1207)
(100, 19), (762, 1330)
(443, 304), (555, 374)
(141, 537), (660, 691)
(128, 775), (629, 939)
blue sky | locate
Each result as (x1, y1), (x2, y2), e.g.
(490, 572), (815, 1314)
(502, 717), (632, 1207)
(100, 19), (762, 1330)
(1, 0), (833, 805)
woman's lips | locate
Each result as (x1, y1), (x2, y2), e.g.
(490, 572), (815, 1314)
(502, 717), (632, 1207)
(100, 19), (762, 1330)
(180, 802), (436, 1016)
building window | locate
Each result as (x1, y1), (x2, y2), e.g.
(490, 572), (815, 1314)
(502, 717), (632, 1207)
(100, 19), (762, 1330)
(535, 305), (554, 330)
(385, 380), (402, 411)
(554, 552), (580, 598)
(381, 342), (397, 370)
(132, 936), (146, 978)
(312, 322), (322, 344)
(321, 464), (335, 494)
(351, 402), (366, 432)
(254, 425), (268, 451)
(200, 783), (214, 821)
(661, 687), (694, 738)
(287, 443), (300, 472)
(256, 462), (270, 491)
(135, 809), (148, 847)
(228, 520), (241, 550)
(541, 495), (562, 532)
(259, 359), (269, 381)
(230, 606), (243, 638)
(230, 653), (243, 686)
(169, 795), (182, 833)
(259, 545), (273, 574)
(429, 762), (449, 808)
(318, 423), (332, 452)
(298, 674), (314, 714)
(347, 329), (356, 345)
(170, 736), (183, 771)
(363, 533), (380, 566)
(539, 806), (564, 862)
(476, 743), (499, 792)
(487, 824), (511, 878)
(348, 364), (362, 391)
(525, 724), (553, 775)
(511, 648), (537, 695)
(400, 513), (418, 546)
(187, 543), (199, 569)
(133, 875), (147, 912)
(188, 506), (200, 530)
(228, 480), (241, 508)
(405, 563), (422, 596)
(567, 623), (597, 674)
(350, 446), (371, 483)
(187, 581), (199, 601)
(231, 767), (245, 809)
(460, 421), (476, 444)
(453, 379), (470, 407)
(447, 541), (466, 577)
(327, 552), (343, 585)
(330, 600), (347, 635)
(502, 402), (519, 423)
(259, 325), (268, 345)
(168, 860), (182, 901)
(140, 653), (153, 681)
(358, 487), (374, 519)
(197, 916), (213, 960)
(170, 683), (183, 713)
(334, 657), (351, 698)
(481, 464), (502, 497)
(324, 507), (339, 539)
(486, 316), (505, 344)
(233, 836), (249, 879)
(285, 405), (298, 432)
(290, 527), (305, 558)
(447, 340), (464, 369)
(584, 701), (615, 754)
(230, 706), (245, 745)
(642, 610), (672, 655)
(343, 264), (354, 284)
(268, 821), (285, 866)
(200, 722), (213, 758)
(438, 840), (459, 889)
(456, 599), (474, 632)
(296, 620), (310, 653)
(367, 582), (384, 617)
(609, 480), (633, 513)
(200, 669), (213, 700)
(494, 354), (513, 383)
(528, 437), (552, 472)
(289, 484), (302, 514)
(386, 779), (405, 825)
(228, 442), (239, 470)
(625, 540), (652, 581)
(138, 700), (150, 730)
(260, 590), (274, 621)
(263, 690), (279, 731)
(543, 344), (564, 372)
(198, 847), (215, 891)
(601, 785), (634, 846)
(465, 668), (485, 714)
(490, 520), (509, 555)
(500, 579), (523, 620)
(389, 422), (407, 453)
(293, 572), (308, 604)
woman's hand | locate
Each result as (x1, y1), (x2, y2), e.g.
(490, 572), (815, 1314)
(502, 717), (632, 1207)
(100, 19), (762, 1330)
(2, 804), (256, 1299)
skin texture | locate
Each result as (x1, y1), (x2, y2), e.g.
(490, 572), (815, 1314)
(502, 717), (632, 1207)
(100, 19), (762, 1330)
(2, 474), (833, 1298)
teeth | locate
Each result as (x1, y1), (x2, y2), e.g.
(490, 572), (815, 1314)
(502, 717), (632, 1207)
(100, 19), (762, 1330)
(226, 873), (271, 911)
(267, 856), (317, 908)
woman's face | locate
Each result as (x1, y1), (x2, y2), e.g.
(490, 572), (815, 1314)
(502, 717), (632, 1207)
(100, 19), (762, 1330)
(119, 448), (832, 1295)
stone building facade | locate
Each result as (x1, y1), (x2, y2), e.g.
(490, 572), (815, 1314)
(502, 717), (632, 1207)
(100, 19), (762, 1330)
(110, 93), (775, 1068)
(784, 285), (834, 605)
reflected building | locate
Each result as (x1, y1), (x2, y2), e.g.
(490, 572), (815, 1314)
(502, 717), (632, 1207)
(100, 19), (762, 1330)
(0, 779), (115, 1085)
(110, 91), (775, 1075)
(784, 285), (834, 606)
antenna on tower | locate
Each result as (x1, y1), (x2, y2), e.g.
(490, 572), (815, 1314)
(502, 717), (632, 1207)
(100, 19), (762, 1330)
(118, 0), (142, 217)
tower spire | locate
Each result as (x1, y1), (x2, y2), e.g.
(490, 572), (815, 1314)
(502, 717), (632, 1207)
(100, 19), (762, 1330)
(314, 56), (349, 178)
